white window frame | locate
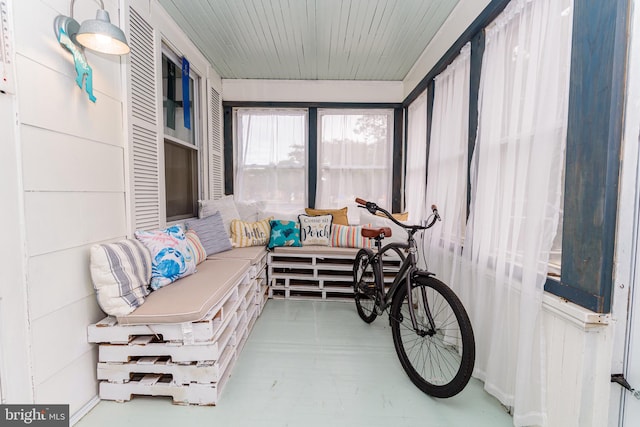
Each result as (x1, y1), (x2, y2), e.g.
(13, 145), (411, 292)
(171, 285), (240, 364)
(161, 43), (203, 223)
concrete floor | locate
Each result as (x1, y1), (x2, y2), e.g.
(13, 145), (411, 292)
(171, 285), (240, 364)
(76, 299), (513, 427)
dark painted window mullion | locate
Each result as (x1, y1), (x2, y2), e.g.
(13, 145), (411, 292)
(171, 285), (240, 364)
(223, 106), (234, 196)
(392, 108), (404, 213)
(425, 81), (435, 200)
(308, 108), (318, 209)
(467, 31), (485, 218)
(402, 106), (409, 210)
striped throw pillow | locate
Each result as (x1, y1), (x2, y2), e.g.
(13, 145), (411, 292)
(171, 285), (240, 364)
(185, 212), (232, 256)
(90, 239), (151, 316)
(330, 224), (372, 248)
(230, 217), (273, 247)
(185, 229), (207, 264)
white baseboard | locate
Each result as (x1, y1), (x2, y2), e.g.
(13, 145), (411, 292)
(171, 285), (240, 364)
(70, 395), (100, 426)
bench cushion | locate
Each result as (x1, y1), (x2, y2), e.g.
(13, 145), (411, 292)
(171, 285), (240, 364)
(207, 246), (267, 264)
(116, 258), (250, 325)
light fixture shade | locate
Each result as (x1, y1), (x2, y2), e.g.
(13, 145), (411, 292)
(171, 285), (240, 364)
(76, 9), (130, 55)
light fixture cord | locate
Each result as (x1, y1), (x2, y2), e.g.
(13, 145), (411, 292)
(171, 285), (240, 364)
(69, 0), (106, 18)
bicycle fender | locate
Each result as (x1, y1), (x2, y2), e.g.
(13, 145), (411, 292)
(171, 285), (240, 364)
(412, 270), (436, 279)
(357, 248), (375, 257)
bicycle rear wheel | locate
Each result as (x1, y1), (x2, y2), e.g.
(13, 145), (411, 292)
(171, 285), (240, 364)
(353, 249), (378, 323)
(390, 275), (475, 398)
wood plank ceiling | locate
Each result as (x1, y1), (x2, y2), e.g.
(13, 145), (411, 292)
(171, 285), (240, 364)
(157, 0), (460, 81)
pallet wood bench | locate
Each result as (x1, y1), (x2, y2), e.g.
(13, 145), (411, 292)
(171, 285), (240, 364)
(88, 247), (268, 406)
(268, 246), (401, 300)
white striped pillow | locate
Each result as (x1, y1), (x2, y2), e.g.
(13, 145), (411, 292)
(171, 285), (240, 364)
(330, 224), (372, 248)
(90, 239), (151, 316)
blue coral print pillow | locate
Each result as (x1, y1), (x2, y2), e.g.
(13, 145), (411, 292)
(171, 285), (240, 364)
(268, 220), (302, 249)
(134, 225), (197, 290)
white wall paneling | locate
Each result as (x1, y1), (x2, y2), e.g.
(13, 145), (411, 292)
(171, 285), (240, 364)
(542, 295), (613, 426)
(30, 296), (104, 387)
(0, 94), (32, 403)
(33, 350), (99, 413)
(16, 56), (123, 144)
(21, 126), (125, 193)
(28, 244), (114, 321)
(23, 192), (127, 256)
(222, 79), (404, 103)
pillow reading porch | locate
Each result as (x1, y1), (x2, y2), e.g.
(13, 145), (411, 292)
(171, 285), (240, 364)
(298, 214), (333, 246)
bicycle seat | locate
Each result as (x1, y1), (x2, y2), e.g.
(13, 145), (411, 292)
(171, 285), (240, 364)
(361, 227), (392, 239)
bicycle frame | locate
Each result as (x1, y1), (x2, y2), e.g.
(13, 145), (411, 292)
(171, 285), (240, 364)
(358, 201), (439, 333)
(370, 231), (435, 335)
(371, 240), (412, 312)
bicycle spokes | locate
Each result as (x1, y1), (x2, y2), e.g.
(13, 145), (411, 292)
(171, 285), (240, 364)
(390, 276), (475, 398)
(353, 249), (379, 323)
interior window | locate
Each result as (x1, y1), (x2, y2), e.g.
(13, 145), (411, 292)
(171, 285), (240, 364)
(162, 47), (200, 221)
(316, 109), (393, 211)
(234, 108), (308, 212)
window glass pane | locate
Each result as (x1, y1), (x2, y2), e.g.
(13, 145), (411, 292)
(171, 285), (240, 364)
(317, 109), (393, 210)
(161, 45), (200, 223)
(162, 53), (195, 145)
(235, 109), (307, 211)
(165, 140), (198, 221)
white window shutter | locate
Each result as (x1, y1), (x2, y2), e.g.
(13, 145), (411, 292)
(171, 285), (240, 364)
(208, 83), (224, 199)
(128, 7), (160, 230)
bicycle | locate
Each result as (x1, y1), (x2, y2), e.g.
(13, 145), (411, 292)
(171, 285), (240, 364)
(352, 198), (475, 398)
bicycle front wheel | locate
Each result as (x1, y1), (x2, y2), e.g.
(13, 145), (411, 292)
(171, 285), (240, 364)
(353, 249), (378, 323)
(390, 275), (475, 398)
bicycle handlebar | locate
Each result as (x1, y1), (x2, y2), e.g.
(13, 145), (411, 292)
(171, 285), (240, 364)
(355, 198), (441, 230)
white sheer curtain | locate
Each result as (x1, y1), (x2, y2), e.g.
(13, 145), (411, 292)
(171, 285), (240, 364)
(462, 0), (572, 425)
(235, 108), (308, 211)
(405, 92), (428, 224)
(316, 109), (393, 215)
(423, 43), (471, 287)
